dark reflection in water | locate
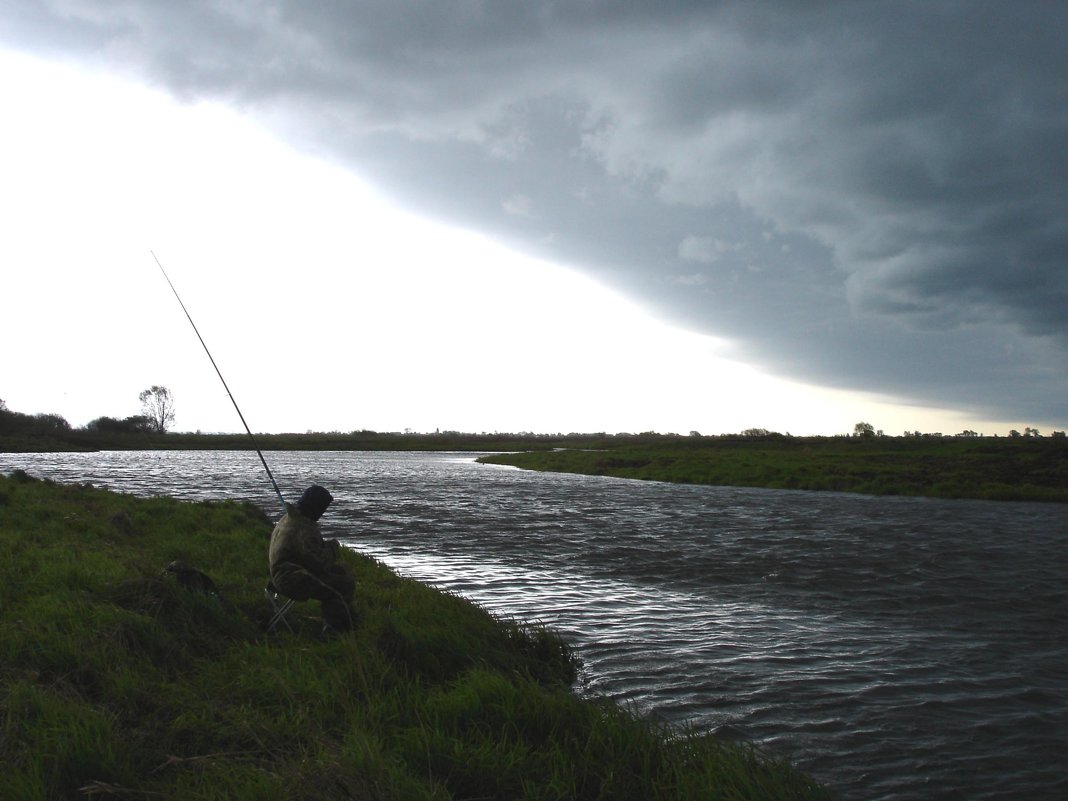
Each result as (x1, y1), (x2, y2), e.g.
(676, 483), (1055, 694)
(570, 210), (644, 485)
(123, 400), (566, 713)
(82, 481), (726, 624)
(3, 450), (1066, 801)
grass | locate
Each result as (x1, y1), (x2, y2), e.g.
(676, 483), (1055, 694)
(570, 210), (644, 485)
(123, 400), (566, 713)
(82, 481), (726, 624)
(477, 436), (1068, 502)
(0, 471), (832, 800)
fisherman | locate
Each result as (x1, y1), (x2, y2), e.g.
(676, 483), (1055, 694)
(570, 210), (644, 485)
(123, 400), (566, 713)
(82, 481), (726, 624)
(268, 484), (355, 634)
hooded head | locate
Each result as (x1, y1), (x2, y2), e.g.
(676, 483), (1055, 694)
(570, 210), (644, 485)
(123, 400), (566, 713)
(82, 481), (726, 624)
(297, 484), (333, 521)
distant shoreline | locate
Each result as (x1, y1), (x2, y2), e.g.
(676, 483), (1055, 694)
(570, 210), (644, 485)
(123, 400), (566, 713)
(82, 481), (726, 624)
(2, 428), (1065, 503)
(0, 428), (564, 454)
(477, 436), (1068, 503)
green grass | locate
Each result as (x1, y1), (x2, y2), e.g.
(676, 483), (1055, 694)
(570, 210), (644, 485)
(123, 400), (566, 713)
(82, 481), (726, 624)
(478, 437), (1068, 502)
(0, 471), (832, 800)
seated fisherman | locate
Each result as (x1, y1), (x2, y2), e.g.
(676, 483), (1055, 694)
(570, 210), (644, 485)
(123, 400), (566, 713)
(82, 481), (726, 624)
(269, 484), (355, 633)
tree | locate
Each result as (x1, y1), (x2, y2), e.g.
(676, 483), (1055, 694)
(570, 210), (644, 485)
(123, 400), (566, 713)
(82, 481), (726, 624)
(853, 422), (875, 438)
(139, 385), (176, 433)
(87, 415), (154, 434)
(33, 413), (71, 433)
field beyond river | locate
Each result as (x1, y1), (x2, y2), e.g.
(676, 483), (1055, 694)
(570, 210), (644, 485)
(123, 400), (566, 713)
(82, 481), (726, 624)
(3, 427), (1067, 502)
(478, 435), (1068, 502)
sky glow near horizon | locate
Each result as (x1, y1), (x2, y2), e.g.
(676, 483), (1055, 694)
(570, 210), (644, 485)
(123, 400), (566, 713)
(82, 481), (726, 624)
(0, 38), (1058, 437)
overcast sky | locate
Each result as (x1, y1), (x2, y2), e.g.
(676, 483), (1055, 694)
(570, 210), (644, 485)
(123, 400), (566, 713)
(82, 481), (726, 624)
(2, 2), (1065, 436)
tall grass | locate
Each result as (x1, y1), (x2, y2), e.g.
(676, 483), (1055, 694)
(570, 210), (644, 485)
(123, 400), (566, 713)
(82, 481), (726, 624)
(479, 437), (1068, 502)
(0, 471), (832, 800)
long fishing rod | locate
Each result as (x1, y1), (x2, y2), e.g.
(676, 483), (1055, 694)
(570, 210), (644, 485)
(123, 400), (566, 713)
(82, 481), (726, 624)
(151, 251), (287, 516)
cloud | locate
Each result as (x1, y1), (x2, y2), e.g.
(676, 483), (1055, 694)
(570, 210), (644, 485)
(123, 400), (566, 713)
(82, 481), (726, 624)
(502, 193), (533, 218)
(677, 236), (749, 267)
(669, 273), (708, 288)
(3, 1), (1066, 423)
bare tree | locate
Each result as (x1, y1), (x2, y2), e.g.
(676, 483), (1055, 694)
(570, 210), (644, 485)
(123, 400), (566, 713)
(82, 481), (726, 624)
(139, 385), (176, 433)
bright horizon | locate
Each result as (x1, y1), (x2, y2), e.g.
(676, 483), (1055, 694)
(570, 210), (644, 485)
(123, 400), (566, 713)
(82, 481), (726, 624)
(0, 48), (1058, 439)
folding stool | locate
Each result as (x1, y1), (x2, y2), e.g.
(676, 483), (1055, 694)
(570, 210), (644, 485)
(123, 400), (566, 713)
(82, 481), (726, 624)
(264, 583), (295, 633)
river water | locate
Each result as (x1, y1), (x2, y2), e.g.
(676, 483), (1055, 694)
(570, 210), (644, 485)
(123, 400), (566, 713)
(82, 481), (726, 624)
(3, 450), (1066, 801)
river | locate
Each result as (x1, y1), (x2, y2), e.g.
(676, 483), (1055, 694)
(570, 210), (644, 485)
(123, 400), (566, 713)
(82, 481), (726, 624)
(3, 450), (1065, 801)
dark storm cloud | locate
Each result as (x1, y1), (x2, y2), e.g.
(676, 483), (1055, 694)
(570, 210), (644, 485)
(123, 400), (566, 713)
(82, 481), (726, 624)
(5, 1), (1066, 423)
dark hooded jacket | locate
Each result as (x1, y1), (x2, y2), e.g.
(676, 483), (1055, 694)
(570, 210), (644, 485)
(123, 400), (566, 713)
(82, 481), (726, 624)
(268, 488), (340, 587)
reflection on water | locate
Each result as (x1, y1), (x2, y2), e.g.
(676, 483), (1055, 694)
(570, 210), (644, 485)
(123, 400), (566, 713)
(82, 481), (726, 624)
(3, 450), (1066, 801)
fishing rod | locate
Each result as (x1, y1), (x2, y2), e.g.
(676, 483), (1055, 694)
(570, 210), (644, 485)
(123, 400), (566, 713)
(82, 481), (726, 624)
(151, 251), (287, 516)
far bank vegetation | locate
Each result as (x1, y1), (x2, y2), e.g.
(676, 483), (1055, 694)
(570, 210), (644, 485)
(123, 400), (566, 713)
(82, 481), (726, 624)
(2, 398), (1065, 502)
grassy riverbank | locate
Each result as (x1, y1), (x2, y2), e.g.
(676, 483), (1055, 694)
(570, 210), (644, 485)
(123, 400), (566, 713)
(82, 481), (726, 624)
(478, 436), (1068, 502)
(0, 471), (831, 800)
